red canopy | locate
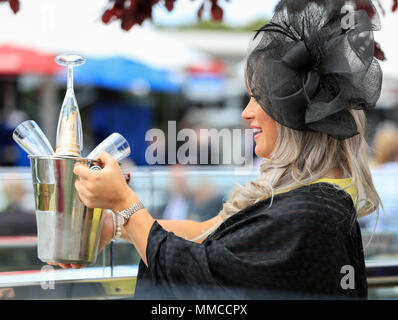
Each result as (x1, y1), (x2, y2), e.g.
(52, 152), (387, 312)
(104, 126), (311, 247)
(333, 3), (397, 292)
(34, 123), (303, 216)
(186, 59), (226, 76)
(0, 44), (60, 75)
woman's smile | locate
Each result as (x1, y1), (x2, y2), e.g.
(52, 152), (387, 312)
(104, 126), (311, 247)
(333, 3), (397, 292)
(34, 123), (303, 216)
(242, 97), (278, 158)
(252, 126), (263, 140)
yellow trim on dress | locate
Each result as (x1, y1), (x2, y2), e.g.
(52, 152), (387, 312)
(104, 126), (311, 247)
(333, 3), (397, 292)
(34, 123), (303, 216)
(311, 178), (357, 206)
(267, 178), (357, 206)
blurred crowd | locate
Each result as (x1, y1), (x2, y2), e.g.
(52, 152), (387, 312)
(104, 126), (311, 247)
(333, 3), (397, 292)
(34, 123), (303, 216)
(1, 120), (398, 236)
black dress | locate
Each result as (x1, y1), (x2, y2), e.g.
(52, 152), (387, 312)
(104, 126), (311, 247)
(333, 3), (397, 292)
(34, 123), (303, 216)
(134, 182), (367, 300)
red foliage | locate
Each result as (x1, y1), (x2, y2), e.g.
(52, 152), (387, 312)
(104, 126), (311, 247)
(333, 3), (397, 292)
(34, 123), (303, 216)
(0, 0), (19, 13)
(374, 41), (386, 61)
(165, 0), (176, 12)
(197, 3), (205, 20)
(101, 0), (159, 31)
(101, 9), (114, 24)
(210, 2), (223, 21)
(100, 0), (224, 31)
(9, 0), (18, 13)
(393, 0), (398, 12)
(356, 0), (375, 18)
(0, 0), (394, 60)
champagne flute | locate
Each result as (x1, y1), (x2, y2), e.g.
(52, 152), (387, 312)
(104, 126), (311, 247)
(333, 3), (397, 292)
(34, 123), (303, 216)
(55, 54), (86, 157)
(13, 120), (54, 156)
(87, 133), (131, 162)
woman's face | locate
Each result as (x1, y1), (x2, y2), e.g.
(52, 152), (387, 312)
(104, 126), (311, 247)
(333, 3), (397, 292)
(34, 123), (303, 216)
(242, 97), (278, 159)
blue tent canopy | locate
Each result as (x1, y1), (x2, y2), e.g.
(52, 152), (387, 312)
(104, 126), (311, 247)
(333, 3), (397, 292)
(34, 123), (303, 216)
(63, 56), (181, 93)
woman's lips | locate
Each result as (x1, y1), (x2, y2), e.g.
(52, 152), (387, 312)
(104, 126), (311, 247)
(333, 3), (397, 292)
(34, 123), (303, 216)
(253, 128), (263, 140)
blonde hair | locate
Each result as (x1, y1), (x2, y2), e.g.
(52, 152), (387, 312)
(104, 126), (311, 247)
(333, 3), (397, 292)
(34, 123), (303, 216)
(193, 109), (381, 241)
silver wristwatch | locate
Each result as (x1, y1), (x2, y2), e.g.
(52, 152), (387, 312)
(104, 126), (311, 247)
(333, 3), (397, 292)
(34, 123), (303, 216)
(116, 202), (145, 227)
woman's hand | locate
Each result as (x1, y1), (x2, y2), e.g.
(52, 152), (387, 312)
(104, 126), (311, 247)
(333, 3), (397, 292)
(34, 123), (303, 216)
(73, 151), (137, 212)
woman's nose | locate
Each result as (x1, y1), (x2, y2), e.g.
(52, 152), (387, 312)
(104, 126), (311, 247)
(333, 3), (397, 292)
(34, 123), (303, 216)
(242, 100), (255, 120)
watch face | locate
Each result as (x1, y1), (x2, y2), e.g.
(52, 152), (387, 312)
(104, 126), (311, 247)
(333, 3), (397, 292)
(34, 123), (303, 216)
(116, 214), (125, 226)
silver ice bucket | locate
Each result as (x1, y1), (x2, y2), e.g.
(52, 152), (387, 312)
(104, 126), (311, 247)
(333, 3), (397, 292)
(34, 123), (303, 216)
(29, 155), (106, 265)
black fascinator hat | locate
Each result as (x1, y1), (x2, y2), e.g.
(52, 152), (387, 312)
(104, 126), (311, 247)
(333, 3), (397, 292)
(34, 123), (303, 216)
(246, 0), (383, 140)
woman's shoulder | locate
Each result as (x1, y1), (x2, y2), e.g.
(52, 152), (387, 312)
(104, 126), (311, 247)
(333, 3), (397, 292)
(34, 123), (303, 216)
(269, 182), (355, 216)
(248, 180), (351, 206)
(218, 182), (355, 232)
(237, 182), (357, 229)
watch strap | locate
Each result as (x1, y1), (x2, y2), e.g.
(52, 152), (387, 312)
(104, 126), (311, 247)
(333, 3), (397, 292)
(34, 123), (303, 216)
(111, 211), (122, 242)
(117, 202), (145, 226)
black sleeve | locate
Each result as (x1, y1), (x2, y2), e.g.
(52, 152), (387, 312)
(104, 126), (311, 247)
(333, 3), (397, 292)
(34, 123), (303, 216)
(138, 220), (233, 299)
(134, 193), (362, 300)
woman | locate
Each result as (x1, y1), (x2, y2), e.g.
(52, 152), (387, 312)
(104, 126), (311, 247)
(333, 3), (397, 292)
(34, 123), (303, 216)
(54, 0), (383, 299)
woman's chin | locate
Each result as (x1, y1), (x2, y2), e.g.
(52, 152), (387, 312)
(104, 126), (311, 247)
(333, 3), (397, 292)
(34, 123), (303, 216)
(254, 146), (265, 159)
(254, 144), (272, 159)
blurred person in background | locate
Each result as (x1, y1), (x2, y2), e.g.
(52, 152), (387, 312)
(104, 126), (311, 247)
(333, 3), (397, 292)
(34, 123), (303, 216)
(2, 181), (26, 212)
(0, 288), (15, 300)
(53, 0), (382, 299)
(161, 165), (224, 222)
(161, 165), (191, 221)
(0, 181), (36, 236)
(360, 122), (398, 232)
(0, 110), (28, 166)
(372, 122), (398, 169)
(187, 181), (224, 222)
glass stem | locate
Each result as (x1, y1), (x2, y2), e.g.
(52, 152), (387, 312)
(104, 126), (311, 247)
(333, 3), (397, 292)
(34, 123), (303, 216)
(62, 65), (77, 109)
(67, 65), (74, 91)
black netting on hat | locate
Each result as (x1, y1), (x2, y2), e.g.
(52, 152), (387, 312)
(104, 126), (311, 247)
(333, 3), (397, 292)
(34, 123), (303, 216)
(246, 0), (383, 140)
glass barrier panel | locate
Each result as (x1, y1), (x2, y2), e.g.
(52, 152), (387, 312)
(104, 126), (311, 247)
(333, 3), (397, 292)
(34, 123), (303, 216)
(360, 169), (398, 262)
(0, 168), (110, 299)
(1, 166), (398, 299)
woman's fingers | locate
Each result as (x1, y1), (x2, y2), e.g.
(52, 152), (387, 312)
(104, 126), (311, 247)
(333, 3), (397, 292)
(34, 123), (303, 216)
(73, 150), (130, 210)
(73, 163), (94, 179)
(96, 151), (116, 167)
